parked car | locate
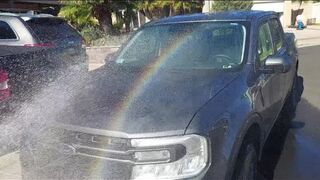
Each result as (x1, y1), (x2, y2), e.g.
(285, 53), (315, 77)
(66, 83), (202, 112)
(20, 11), (300, 180)
(0, 69), (10, 113)
(0, 13), (87, 105)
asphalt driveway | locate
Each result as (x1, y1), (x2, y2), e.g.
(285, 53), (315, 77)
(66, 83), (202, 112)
(273, 45), (320, 180)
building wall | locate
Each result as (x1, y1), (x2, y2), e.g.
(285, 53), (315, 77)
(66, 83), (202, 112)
(203, 0), (285, 13)
(203, 1), (213, 13)
(313, 2), (320, 23)
(203, 0), (286, 24)
(203, 0), (320, 27)
(251, 0), (285, 24)
(291, 1), (313, 26)
(252, 0), (284, 13)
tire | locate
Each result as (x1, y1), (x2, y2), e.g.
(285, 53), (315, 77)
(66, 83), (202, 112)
(282, 73), (299, 120)
(232, 139), (259, 180)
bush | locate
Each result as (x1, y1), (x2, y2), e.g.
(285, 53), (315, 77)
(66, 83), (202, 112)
(211, 0), (253, 12)
(90, 34), (130, 47)
(80, 25), (106, 45)
(113, 19), (125, 33)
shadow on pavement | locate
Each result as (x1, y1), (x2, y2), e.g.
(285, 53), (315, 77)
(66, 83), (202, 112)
(258, 75), (320, 180)
(289, 121), (305, 129)
(274, 98), (320, 180)
(259, 112), (299, 179)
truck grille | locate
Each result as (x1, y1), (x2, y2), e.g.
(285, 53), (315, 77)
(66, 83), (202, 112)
(52, 129), (137, 163)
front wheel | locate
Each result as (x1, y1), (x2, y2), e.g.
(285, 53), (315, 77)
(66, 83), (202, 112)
(232, 142), (258, 180)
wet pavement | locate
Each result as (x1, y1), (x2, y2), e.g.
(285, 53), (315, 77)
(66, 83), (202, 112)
(272, 45), (320, 179)
(0, 46), (320, 179)
(285, 26), (320, 48)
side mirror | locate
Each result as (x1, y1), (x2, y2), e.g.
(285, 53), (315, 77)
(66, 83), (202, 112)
(262, 57), (291, 74)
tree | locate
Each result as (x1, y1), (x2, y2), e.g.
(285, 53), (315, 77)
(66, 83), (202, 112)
(136, 0), (204, 20)
(91, 0), (114, 34)
(59, 2), (97, 30)
(293, 0), (320, 3)
(59, 0), (205, 35)
(59, 0), (135, 35)
(211, 0), (253, 12)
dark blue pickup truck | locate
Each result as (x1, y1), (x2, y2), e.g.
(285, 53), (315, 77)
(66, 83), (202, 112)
(20, 11), (300, 180)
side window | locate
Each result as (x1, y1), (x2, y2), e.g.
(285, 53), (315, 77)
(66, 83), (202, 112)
(258, 23), (274, 63)
(0, 21), (17, 40)
(269, 19), (284, 51)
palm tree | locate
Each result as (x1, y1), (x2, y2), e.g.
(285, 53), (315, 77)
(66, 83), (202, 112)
(136, 0), (204, 20)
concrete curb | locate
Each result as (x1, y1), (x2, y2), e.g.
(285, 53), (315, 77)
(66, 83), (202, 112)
(86, 45), (120, 49)
(0, 151), (21, 179)
(0, 151), (19, 169)
(297, 38), (320, 48)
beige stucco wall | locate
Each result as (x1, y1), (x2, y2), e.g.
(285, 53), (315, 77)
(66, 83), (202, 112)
(313, 2), (320, 23)
(292, 1), (313, 25)
(283, 1), (292, 27)
(203, 1), (214, 13)
(252, 1), (285, 24)
(203, 0), (285, 13)
(279, 1), (315, 27)
(203, 1), (318, 27)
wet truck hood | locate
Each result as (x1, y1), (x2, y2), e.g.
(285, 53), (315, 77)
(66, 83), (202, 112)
(57, 65), (239, 137)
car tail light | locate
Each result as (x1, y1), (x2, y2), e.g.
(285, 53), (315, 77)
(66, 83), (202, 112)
(0, 70), (10, 101)
(24, 43), (55, 48)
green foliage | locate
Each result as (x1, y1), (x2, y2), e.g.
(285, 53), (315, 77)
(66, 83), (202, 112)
(59, 0), (138, 43)
(58, 0), (205, 44)
(59, 0), (136, 33)
(59, 1), (104, 44)
(136, 0), (204, 20)
(113, 19), (125, 32)
(136, 0), (203, 10)
(59, 3), (97, 30)
(211, 0), (253, 12)
(293, 0), (320, 3)
(80, 25), (105, 45)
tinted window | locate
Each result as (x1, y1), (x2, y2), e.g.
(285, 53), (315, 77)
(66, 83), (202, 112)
(269, 19), (283, 51)
(0, 21), (17, 39)
(258, 23), (273, 62)
(116, 22), (246, 70)
(26, 18), (81, 43)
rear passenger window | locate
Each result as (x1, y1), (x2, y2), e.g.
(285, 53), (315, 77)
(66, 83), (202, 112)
(269, 19), (283, 51)
(258, 23), (273, 63)
(26, 18), (81, 43)
(0, 21), (17, 40)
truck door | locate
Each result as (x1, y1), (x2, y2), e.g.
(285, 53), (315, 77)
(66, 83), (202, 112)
(269, 18), (295, 100)
(255, 21), (282, 129)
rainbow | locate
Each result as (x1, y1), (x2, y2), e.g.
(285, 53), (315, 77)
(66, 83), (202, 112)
(87, 30), (194, 177)
(109, 30), (194, 131)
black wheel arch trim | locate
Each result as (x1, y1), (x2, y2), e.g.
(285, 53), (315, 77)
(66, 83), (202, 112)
(225, 112), (263, 180)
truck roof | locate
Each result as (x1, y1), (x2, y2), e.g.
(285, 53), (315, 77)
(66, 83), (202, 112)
(145, 10), (277, 26)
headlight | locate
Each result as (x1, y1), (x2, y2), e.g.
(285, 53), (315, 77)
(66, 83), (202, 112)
(131, 135), (210, 180)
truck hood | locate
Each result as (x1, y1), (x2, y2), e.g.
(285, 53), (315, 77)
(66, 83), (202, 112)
(57, 64), (239, 137)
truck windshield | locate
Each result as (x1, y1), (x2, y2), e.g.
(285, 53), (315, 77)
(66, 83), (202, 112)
(116, 22), (246, 70)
